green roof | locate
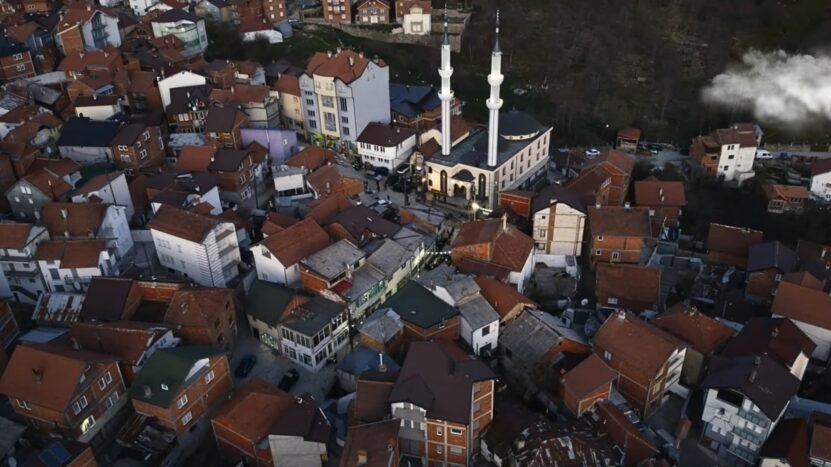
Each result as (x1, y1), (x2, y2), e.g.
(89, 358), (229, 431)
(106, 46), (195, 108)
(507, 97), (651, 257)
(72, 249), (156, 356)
(245, 279), (297, 327)
(380, 280), (458, 329)
(130, 346), (224, 408)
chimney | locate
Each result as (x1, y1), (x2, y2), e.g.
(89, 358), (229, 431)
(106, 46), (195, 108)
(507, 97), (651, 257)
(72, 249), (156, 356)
(32, 368), (43, 384)
(377, 353), (387, 372)
(771, 327), (779, 338)
(61, 208), (68, 219)
(70, 337), (80, 350)
(86, 3), (91, 10)
(358, 51), (364, 58)
(624, 202), (631, 209)
(356, 449), (368, 465)
(348, 56), (355, 67)
(144, 385), (152, 398)
(327, 50), (333, 58)
(336, 46), (342, 54)
(501, 212), (508, 231)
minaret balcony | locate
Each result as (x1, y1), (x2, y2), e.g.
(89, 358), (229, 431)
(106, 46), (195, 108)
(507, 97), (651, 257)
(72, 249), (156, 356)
(488, 74), (504, 86)
(439, 68), (454, 78)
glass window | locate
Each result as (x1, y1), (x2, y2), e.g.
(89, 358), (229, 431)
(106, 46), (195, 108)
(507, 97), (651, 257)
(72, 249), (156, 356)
(177, 394), (188, 409)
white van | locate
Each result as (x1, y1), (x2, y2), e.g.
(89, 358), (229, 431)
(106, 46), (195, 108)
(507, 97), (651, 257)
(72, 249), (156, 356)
(756, 149), (772, 159)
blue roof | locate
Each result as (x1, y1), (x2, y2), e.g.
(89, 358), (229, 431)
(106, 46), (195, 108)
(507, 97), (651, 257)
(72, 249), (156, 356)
(389, 83), (441, 118)
(337, 345), (400, 376)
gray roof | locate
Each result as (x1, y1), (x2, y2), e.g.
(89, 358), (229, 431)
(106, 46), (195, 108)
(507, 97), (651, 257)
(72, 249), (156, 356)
(359, 308), (403, 343)
(417, 266), (479, 303)
(366, 239), (408, 277)
(281, 295), (345, 336)
(245, 279), (296, 327)
(337, 345), (400, 376)
(342, 262), (386, 302)
(56, 117), (120, 148)
(301, 239), (364, 281)
(458, 295), (499, 330)
(381, 280), (458, 329)
(747, 241), (799, 273)
(500, 310), (586, 369)
(392, 226), (429, 253)
(429, 111), (550, 170)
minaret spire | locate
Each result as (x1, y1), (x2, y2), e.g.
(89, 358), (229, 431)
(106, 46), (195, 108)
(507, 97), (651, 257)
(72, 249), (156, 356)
(438, 3), (454, 156)
(486, 10), (504, 167)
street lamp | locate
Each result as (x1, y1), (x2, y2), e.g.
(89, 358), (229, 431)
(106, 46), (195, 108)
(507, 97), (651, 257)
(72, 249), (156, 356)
(470, 202), (479, 221)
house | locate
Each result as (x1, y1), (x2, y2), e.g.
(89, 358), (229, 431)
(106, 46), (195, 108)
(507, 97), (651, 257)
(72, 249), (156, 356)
(340, 419), (400, 467)
(300, 49), (390, 145)
(165, 288), (237, 349)
(759, 417), (811, 467)
(35, 239), (116, 293)
(306, 164), (364, 200)
(126, 70), (163, 112)
(195, 148), (255, 203)
(595, 263), (662, 312)
(71, 171), (136, 220)
(565, 149), (634, 207)
(321, 0), (352, 23)
(277, 293), (350, 371)
(0, 343), (126, 442)
(205, 106), (249, 149)
(357, 308), (405, 357)
(473, 275), (535, 325)
(616, 128), (641, 153)
(633, 179), (686, 234)
(241, 128), (298, 165)
(586, 205), (652, 264)
(39, 202), (134, 265)
(54, 5), (122, 54)
(745, 241), (799, 303)
(560, 353), (616, 417)
(244, 279), (304, 350)
(272, 66), (305, 131)
(652, 305), (735, 384)
(200, 59), (237, 89)
(356, 0), (390, 24)
(389, 83), (458, 131)
(706, 223), (764, 269)
(387, 340), (495, 465)
(396, 0), (431, 35)
(763, 184), (810, 214)
(251, 217), (331, 287)
(511, 183), (586, 256)
(239, 18), (283, 44)
(211, 84), (280, 128)
(6, 160), (81, 219)
(56, 118), (121, 165)
(592, 312), (686, 416)
(150, 9), (209, 57)
(79, 277), (140, 322)
(450, 216), (535, 292)
(720, 317), (814, 380)
(21, 0), (58, 14)
(147, 205), (241, 287)
(158, 70), (208, 109)
(379, 280), (459, 345)
(0, 35), (36, 81)
(130, 346), (231, 436)
(357, 123), (417, 171)
(809, 158), (831, 202)
(193, 0), (238, 21)
(0, 223), (49, 304)
(211, 377), (330, 467)
(337, 345), (400, 392)
(68, 321), (177, 384)
(112, 123), (166, 171)
(321, 204), (401, 246)
(690, 125), (758, 183)
(74, 94), (124, 120)
(700, 355), (800, 466)
(771, 279), (831, 361)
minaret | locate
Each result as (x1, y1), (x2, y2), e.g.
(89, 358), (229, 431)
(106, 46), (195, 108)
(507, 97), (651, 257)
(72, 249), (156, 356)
(438, 7), (454, 156)
(486, 10), (504, 167)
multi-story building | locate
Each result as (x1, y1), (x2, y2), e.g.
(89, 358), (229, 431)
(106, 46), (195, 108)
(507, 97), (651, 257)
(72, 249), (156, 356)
(356, 0), (390, 24)
(592, 311), (686, 416)
(164, 288), (237, 349)
(634, 179), (687, 237)
(112, 123), (166, 172)
(71, 171), (136, 221)
(322, 0), (352, 23)
(0, 344), (127, 442)
(252, 217), (331, 287)
(707, 223), (764, 269)
(300, 49), (390, 146)
(150, 9), (209, 58)
(35, 239), (117, 293)
(388, 341), (495, 465)
(130, 346), (232, 436)
(274, 71), (305, 131)
(0, 36), (36, 81)
(54, 4), (122, 54)
(691, 125), (758, 183)
(810, 159), (831, 202)
(771, 278), (831, 361)
(39, 202), (134, 265)
(763, 184), (809, 214)
(357, 123), (417, 171)
(158, 70), (208, 109)
(7, 21), (59, 74)
(205, 107), (250, 149)
(595, 263), (662, 312)
(0, 223), (49, 304)
(7, 162), (81, 220)
(565, 149), (635, 207)
(389, 83), (460, 132)
(382, 280), (461, 347)
(587, 205), (653, 264)
(167, 84), (212, 133)
(499, 183), (586, 256)
(236, 0), (287, 23)
(745, 241), (798, 304)
(396, 0), (431, 35)
(700, 355), (801, 466)
(210, 84), (280, 128)
(56, 117), (121, 166)
(278, 294), (349, 371)
(148, 205), (241, 287)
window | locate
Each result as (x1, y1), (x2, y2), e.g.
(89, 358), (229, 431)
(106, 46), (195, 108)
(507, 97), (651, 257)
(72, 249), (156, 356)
(98, 377), (107, 390)
(342, 127), (350, 136)
(79, 395), (88, 409)
(177, 394), (188, 409)
(341, 115), (349, 124)
(15, 64), (24, 72)
(17, 399), (30, 410)
(437, 426), (443, 436)
(339, 98), (348, 110)
(305, 98), (314, 106)
(143, 131), (150, 141)
(204, 370), (215, 384)
(139, 149), (148, 160)
(774, 273), (783, 281)
(611, 251), (621, 261)
(81, 415), (95, 433)
(608, 297), (618, 305)
(450, 427), (463, 436)
(597, 235), (604, 241)
(594, 249), (601, 256)
(436, 446), (443, 454)
(450, 447), (463, 455)
(105, 391), (119, 409)
(120, 154), (132, 162)
(12, 53), (22, 61)
(181, 411), (193, 425)
(118, 145), (129, 151)
(481, 325), (490, 336)
(322, 96), (334, 107)
(603, 350), (612, 360)
(716, 389), (743, 407)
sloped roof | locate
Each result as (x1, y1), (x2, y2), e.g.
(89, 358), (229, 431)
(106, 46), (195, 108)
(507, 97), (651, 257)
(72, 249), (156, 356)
(633, 180), (686, 207)
(34, 239), (107, 268)
(56, 118), (120, 148)
(451, 218), (535, 273)
(587, 206), (652, 237)
(561, 354), (616, 403)
(652, 305), (734, 355)
(772, 280), (831, 330)
(760, 418), (810, 467)
(259, 217), (330, 267)
(473, 275), (536, 319)
(593, 312), (684, 376)
(721, 317), (815, 368)
(763, 184), (810, 201)
(380, 280), (458, 329)
(0, 223), (36, 250)
(747, 241), (799, 273)
(148, 205), (224, 243)
(130, 346), (223, 408)
(707, 223), (764, 263)
(68, 321), (169, 366)
(306, 49), (380, 84)
(39, 203), (107, 238)
(596, 264), (661, 310)
(357, 123), (416, 147)
(164, 288), (233, 329)
(245, 280), (306, 327)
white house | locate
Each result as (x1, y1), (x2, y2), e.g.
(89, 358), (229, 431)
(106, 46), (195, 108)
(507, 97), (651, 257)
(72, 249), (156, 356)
(0, 223), (49, 304)
(279, 294), (350, 372)
(35, 239), (116, 293)
(527, 184), (587, 257)
(148, 205), (240, 287)
(239, 19), (283, 44)
(272, 166), (310, 201)
(150, 9), (209, 58)
(39, 203), (134, 267)
(810, 160), (831, 202)
(158, 71), (208, 109)
(399, 1), (431, 35)
(71, 171), (136, 221)
(300, 49), (390, 145)
(357, 123), (417, 171)
(55, 5), (121, 53)
(74, 95), (124, 121)
(252, 218), (330, 287)
(700, 355), (801, 466)
(56, 118), (121, 166)
(693, 126), (758, 183)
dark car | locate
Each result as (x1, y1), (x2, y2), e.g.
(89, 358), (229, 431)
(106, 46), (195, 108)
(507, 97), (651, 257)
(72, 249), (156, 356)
(647, 143), (663, 152)
(279, 368), (300, 391)
(234, 355), (257, 378)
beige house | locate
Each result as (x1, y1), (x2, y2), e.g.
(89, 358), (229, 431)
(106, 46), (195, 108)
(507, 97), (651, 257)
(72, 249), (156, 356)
(530, 184), (587, 256)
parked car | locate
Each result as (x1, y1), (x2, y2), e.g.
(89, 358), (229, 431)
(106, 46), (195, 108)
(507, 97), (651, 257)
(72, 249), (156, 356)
(647, 143), (663, 152)
(234, 355), (257, 378)
(375, 167), (390, 177)
(756, 149), (772, 159)
(279, 368), (300, 391)
(585, 148), (601, 157)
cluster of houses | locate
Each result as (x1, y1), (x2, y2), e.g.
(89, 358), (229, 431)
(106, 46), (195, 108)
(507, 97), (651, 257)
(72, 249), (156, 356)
(320, 0), (434, 37)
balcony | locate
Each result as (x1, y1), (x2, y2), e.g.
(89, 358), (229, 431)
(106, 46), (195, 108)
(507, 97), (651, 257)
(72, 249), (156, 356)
(215, 228), (234, 243)
(218, 243), (238, 259)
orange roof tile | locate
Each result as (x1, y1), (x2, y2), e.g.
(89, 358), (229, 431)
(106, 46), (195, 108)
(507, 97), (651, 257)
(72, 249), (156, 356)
(561, 354), (616, 403)
(148, 205), (224, 243)
(34, 239), (107, 268)
(763, 184), (810, 201)
(175, 145), (217, 172)
(39, 203), (107, 238)
(593, 312), (684, 375)
(285, 146), (337, 171)
(596, 264), (661, 310)
(772, 280), (831, 330)
(306, 49), (381, 84)
(164, 288), (233, 329)
(0, 223), (36, 250)
(652, 305), (735, 354)
(259, 217), (330, 267)
(634, 180), (686, 207)
(473, 275), (535, 318)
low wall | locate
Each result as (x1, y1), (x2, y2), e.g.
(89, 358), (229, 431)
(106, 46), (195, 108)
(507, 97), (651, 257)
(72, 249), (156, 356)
(304, 17), (465, 52)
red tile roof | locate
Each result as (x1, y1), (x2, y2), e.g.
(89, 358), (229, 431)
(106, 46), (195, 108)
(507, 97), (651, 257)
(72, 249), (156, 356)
(633, 180), (686, 207)
(706, 223), (764, 267)
(587, 206), (652, 237)
(285, 146), (337, 171)
(652, 305), (734, 354)
(617, 128), (641, 140)
(596, 264), (661, 310)
(148, 205), (224, 243)
(561, 354), (616, 404)
(452, 217), (535, 273)
(34, 239), (107, 268)
(306, 49), (382, 84)
(39, 203), (107, 238)
(164, 288), (233, 329)
(763, 184), (810, 201)
(772, 280), (831, 330)
(175, 145), (217, 172)
(473, 275), (535, 319)
(68, 321), (168, 366)
(259, 217), (330, 267)
(0, 223), (36, 250)
(593, 312), (684, 376)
